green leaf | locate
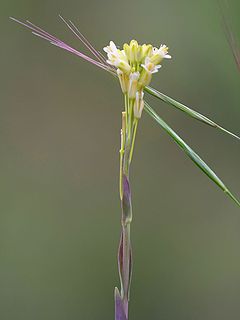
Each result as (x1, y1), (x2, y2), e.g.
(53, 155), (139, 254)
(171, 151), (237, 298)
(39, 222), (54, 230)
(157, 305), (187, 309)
(144, 101), (240, 207)
(145, 86), (240, 141)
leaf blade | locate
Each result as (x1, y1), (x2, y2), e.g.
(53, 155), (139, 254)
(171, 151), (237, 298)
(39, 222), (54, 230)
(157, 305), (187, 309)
(145, 86), (240, 141)
(144, 101), (240, 207)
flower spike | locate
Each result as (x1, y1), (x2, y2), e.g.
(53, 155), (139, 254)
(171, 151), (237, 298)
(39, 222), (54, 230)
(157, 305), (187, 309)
(104, 39), (171, 119)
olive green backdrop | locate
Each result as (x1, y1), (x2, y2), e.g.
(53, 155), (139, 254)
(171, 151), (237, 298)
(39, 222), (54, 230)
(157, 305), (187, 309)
(1, 0), (240, 319)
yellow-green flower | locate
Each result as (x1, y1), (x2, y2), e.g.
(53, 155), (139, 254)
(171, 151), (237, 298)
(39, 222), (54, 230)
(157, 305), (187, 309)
(104, 40), (171, 119)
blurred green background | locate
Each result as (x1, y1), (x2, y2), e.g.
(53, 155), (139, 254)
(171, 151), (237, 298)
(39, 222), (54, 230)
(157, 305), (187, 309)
(1, 0), (240, 319)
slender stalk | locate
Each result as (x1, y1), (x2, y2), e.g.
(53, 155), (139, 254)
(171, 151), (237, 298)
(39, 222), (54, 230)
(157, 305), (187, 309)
(129, 119), (138, 165)
(119, 112), (126, 201)
(115, 96), (136, 320)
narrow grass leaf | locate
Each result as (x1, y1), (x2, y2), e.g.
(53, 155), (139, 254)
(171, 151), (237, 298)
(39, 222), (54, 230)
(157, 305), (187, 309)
(145, 86), (240, 141)
(144, 101), (240, 207)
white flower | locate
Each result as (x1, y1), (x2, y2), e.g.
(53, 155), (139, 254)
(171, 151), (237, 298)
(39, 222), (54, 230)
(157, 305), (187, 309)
(154, 45), (171, 58)
(103, 41), (118, 55)
(104, 41), (131, 73)
(150, 45), (171, 65)
(141, 57), (161, 74)
(138, 57), (161, 88)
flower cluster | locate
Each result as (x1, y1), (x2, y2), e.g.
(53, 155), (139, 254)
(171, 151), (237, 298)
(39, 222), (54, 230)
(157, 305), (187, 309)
(104, 40), (171, 118)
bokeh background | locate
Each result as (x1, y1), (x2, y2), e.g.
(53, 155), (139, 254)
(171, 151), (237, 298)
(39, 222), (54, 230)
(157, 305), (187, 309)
(1, 0), (240, 319)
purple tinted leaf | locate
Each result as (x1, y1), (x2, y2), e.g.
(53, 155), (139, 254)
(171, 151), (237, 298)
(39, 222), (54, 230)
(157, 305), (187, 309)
(118, 231), (124, 289)
(123, 175), (131, 201)
(118, 233), (132, 299)
(115, 287), (127, 320)
(122, 175), (132, 223)
(128, 246), (132, 293)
